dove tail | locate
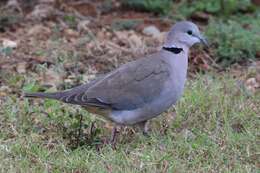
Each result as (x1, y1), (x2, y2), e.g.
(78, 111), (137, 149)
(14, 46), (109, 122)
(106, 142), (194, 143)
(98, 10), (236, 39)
(23, 92), (62, 100)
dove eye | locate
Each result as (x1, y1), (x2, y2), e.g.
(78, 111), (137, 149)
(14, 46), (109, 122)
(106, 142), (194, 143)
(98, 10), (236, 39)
(187, 30), (193, 35)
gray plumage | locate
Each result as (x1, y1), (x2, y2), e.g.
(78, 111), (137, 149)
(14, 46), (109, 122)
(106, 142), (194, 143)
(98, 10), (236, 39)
(24, 21), (207, 134)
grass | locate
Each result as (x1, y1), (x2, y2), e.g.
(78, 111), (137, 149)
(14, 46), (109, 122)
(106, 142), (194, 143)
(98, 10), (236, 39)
(0, 74), (259, 172)
(205, 15), (260, 67)
(176, 0), (255, 17)
(123, 0), (173, 15)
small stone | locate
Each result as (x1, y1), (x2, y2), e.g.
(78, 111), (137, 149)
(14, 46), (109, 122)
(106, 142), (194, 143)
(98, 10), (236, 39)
(245, 77), (259, 92)
(2, 39), (17, 49)
(142, 25), (160, 37)
(16, 62), (27, 74)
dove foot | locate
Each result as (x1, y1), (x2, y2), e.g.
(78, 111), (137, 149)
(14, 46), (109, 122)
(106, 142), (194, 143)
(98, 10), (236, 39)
(89, 121), (96, 138)
(137, 120), (150, 136)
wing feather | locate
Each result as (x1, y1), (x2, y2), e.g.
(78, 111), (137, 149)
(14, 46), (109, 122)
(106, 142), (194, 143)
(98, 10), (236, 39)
(85, 55), (170, 110)
(56, 54), (170, 110)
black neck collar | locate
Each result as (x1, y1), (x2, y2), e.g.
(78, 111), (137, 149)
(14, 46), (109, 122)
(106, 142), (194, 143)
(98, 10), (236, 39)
(162, 47), (183, 54)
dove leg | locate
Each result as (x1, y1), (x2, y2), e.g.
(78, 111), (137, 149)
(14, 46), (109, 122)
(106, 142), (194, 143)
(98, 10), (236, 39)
(138, 120), (150, 136)
(89, 121), (96, 138)
(110, 126), (119, 144)
(76, 114), (83, 146)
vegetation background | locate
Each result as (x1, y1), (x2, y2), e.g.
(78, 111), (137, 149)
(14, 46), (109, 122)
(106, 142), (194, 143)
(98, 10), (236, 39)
(0, 0), (259, 172)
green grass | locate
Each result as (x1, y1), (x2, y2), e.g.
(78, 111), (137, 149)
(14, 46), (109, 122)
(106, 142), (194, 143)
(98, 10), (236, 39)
(0, 74), (259, 172)
(176, 0), (255, 17)
(111, 19), (142, 31)
(205, 15), (260, 67)
(123, 0), (173, 15)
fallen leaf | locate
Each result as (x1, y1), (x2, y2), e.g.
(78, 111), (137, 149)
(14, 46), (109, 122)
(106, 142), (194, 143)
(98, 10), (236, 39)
(252, 0), (260, 6)
(27, 24), (51, 36)
(77, 20), (90, 32)
(128, 33), (143, 50)
(0, 85), (12, 97)
(114, 31), (128, 41)
(191, 12), (210, 22)
(64, 29), (79, 38)
(26, 4), (55, 21)
(40, 68), (64, 88)
(69, 2), (97, 17)
(256, 74), (260, 83)
(256, 51), (260, 58)
(231, 123), (245, 133)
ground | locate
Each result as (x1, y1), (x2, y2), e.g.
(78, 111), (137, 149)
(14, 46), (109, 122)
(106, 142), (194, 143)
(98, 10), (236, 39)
(0, 0), (259, 172)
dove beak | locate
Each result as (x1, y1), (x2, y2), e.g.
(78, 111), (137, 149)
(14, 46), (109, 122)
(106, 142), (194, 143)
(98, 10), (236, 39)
(198, 35), (208, 47)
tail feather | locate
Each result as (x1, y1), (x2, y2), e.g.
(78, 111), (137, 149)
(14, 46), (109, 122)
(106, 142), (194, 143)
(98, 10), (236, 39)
(23, 92), (62, 100)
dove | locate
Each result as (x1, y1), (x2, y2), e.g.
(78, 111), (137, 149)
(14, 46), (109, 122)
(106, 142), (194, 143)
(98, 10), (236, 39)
(24, 21), (208, 143)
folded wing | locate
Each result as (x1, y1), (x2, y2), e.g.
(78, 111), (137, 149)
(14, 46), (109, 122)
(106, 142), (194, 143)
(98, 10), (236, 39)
(41, 54), (171, 111)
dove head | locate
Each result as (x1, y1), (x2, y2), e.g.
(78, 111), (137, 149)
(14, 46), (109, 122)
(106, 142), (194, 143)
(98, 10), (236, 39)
(163, 21), (207, 50)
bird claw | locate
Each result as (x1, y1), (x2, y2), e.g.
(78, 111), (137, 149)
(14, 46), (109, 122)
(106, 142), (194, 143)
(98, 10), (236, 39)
(142, 131), (150, 137)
